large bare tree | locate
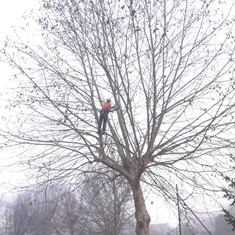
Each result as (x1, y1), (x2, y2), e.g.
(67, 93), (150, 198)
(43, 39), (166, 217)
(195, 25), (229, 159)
(2, 0), (235, 234)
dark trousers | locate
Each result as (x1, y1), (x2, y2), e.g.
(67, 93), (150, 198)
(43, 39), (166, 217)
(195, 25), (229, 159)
(98, 110), (108, 132)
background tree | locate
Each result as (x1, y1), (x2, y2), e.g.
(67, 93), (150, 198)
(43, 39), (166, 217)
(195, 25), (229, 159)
(1, 0), (235, 234)
(1, 191), (55, 235)
(0, 178), (134, 235)
(221, 174), (235, 232)
(52, 190), (86, 235)
(81, 169), (134, 235)
(214, 213), (235, 235)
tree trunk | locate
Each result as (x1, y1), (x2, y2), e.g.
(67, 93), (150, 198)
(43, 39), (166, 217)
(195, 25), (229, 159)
(130, 178), (151, 235)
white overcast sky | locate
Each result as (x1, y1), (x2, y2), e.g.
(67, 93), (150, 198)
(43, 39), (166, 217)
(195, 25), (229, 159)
(0, 0), (39, 41)
(0, 0), (40, 193)
(0, 0), (39, 87)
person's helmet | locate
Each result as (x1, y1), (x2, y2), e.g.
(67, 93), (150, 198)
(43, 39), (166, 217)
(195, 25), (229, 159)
(107, 98), (111, 103)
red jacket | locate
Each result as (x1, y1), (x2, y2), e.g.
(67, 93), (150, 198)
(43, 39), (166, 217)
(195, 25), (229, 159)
(102, 102), (111, 110)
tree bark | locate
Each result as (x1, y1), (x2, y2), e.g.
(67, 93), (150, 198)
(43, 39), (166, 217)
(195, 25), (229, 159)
(129, 178), (150, 235)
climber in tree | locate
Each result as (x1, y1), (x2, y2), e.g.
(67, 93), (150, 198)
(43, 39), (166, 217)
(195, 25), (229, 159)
(98, 98), (115, 134)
